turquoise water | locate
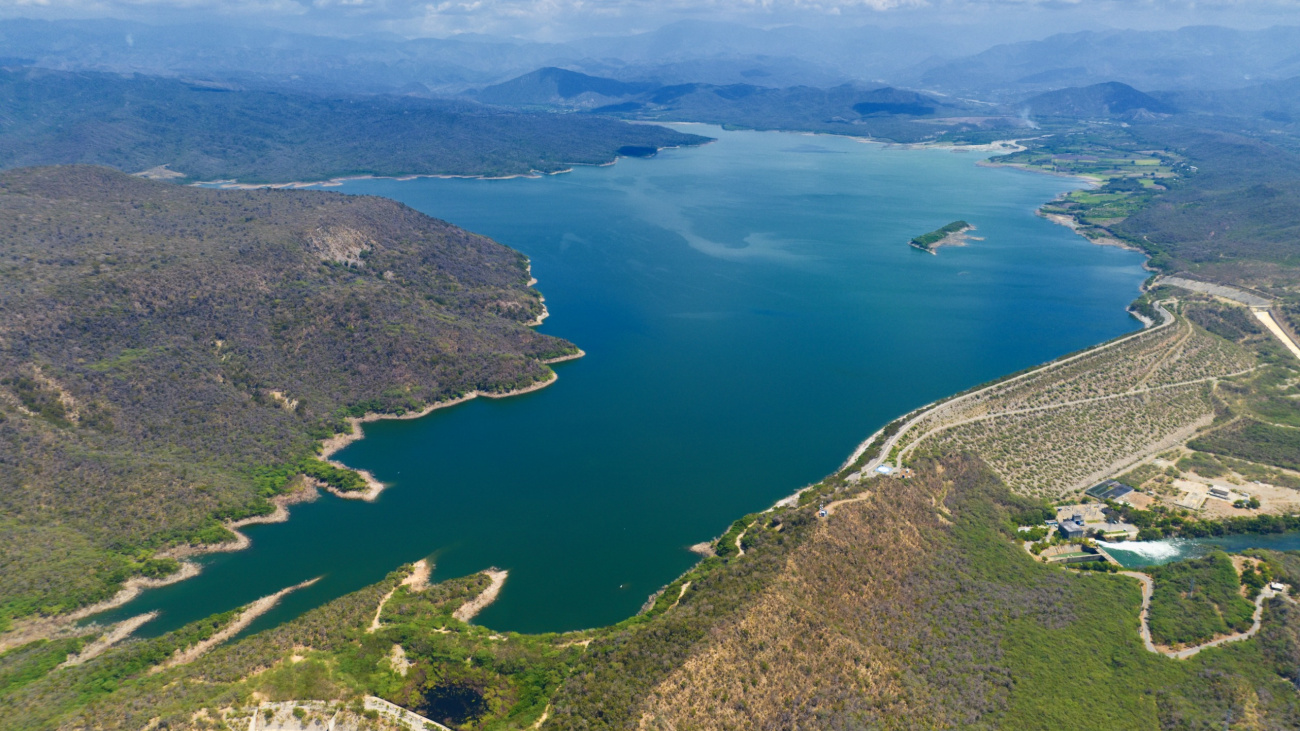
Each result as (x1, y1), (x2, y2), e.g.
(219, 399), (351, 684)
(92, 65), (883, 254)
(96, 126), (1148, 636)
(1102, 533), (1300, 568)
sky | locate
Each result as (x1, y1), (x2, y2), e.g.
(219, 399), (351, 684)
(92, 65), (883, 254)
(0, 0), (1297, 40)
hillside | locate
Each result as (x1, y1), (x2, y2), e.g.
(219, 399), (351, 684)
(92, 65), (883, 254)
(14, 456), (1300, 729)
(0, 67), (709, 183)
(0, 166), (577, 626)
(1022, 81), (1174, 118)
(474, 67), (656, 108)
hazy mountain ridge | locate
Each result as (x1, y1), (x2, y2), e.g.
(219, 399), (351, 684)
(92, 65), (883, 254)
(914, 25), (1300, 97)
(0, 66), (708, 182)
(1021, 81), (1175, 118)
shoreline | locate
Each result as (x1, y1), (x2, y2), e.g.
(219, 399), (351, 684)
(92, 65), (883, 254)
(319, 349), (585, 500)
(0, 480), (327, 654)
(90, 124), (1160, 650)
(453, 569), (510, 624)
(909, 223), (977, 255)
(189, 139), (707, 190)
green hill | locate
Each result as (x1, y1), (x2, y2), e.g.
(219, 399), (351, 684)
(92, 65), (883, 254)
(1022, 81), (1175, 118)
(474, 67), (657, 108)
(0, 166), (577, 623)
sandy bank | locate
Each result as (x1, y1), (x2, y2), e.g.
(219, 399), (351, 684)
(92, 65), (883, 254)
(153, 577), (320, 672)
(910, 223), (977, 255)
(0, 561), (202, 654)
(454, 569), (509, 624)
(1037, 210), (1143, 253)
(59, 611), (159, 667)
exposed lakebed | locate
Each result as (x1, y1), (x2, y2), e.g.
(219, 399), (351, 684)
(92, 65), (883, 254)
(96, 126), (1148, 636)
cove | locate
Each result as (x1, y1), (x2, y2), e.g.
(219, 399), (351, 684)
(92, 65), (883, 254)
(1103, 533), (1300, 568)
(95, 126), (1148, 636)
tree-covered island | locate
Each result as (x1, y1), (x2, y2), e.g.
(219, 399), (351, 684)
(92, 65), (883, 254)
(909, 220), (974, 253)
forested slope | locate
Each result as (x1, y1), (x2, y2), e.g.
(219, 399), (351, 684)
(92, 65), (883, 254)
(0, 166), (576, 624)
(22, 455), (1300, 729)
(0, 67), (709, 183)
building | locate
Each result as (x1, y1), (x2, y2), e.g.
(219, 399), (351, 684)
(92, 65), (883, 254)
(1086, 480), (1135, 502)
(1059, 519), (1085, 539)
(1208, 486), (1231, 500)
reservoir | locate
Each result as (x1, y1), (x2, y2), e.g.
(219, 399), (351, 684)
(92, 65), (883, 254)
(95, 126), (1149, 636)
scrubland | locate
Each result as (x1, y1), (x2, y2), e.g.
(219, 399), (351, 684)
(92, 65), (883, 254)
(892, 307), (1254, 498)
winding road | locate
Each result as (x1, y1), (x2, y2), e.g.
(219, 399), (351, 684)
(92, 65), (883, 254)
(1120, 571), (1290, 659)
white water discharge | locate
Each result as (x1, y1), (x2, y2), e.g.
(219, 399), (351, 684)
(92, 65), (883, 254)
(1099, 539), (1190, 564)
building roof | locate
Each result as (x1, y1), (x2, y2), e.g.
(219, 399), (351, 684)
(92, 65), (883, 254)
(1059, 519), (1085, 534)
(1086, 480), (1135, 501)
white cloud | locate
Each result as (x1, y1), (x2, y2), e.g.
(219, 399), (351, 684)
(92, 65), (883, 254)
(1, 0), (1296, 38)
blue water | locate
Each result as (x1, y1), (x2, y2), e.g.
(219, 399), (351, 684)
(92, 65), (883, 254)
(1103, 533), (1300, 568)
(96, 126), (1148, 636)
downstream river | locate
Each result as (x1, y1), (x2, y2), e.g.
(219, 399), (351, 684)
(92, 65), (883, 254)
(1103, 533), (1300, 568)
(98, 126), (1148, 636)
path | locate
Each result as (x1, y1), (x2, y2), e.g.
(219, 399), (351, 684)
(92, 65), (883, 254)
(1158, 276), (1300, 362)
(821, 491), (873, 517)
(368, 559), (430, 633)
(1120, 571), (1289, 659)
(853, 301), (1175, 476)
(666, 581), (692, 611)
(453, 569), (509, 624)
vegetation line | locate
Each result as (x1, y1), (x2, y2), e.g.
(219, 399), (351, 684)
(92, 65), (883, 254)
(318, 360), (581, 500)
(0, 563), (200, 655)
(153, 577), (321, 672)
(368, 559), (431, 633)
(58, 612), (159, 668)
(453, 569), (509, 624)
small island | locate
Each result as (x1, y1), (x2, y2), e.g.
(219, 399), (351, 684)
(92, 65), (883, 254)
(909, 220), (975, 254)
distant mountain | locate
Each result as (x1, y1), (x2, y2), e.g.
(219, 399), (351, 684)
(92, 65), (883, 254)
(472, 69), (1026, 143)
(1021, 82), (1175, 118)
(1158, 76), (1300, 124)
(0, 67), (708, 183)
(0, 17), (997, 95)
(852, 87), (939, 116)
(913, 26), (1300, 97)
(475, 67), (656, 108)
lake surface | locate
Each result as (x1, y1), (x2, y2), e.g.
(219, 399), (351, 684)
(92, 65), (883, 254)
(1102, 533), (1300, 568)
(97, 126), (1148, 636)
